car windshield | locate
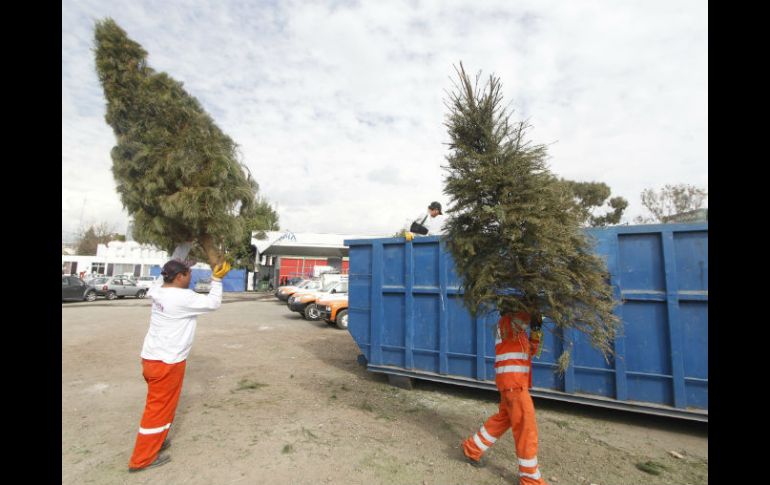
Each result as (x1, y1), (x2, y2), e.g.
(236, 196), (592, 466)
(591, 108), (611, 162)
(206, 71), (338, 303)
(297, 280), (311, 288)
(306, 281), (322, 290)
(92, 278), (108, 285)
(338, 282), (348, 293)
(139, 277), (155, 281)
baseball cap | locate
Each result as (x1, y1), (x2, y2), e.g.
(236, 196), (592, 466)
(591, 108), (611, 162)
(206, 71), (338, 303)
(161, 259), (192, 280)
(428, 201), (442, 214)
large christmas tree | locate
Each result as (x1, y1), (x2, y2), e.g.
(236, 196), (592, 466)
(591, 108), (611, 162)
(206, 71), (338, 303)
(443, 64), (619, 357)
(94, 18), (268, 266)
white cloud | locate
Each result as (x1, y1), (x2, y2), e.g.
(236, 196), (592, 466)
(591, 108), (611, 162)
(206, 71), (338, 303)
(62, 0), (707, 240)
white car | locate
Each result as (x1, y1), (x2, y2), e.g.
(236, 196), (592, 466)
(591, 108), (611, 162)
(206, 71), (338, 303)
(136, 275), (160, 289)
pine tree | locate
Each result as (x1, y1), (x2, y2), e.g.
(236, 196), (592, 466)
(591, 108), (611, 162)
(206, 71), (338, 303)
(94, 18), (271, 266)
(442, 64), (619, 357)
(561, 179), (629, 227)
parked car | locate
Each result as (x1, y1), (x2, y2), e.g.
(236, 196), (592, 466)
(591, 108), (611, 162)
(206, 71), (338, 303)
(288, 279), (348, 320)
(317, 293), (349, 329)
(276, 279), (318, 301)
(194, 277), (212, 293)
(62, 276), (98, 302)
(90, 276), (148, 300)
(136, 275), (160, 289)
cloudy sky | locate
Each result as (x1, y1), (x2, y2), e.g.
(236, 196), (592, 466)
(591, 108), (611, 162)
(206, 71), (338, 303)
(62, 0), (707, 242)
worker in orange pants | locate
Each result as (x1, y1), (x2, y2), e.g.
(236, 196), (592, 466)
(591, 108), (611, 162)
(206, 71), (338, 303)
(127, 258), (231, 472)
(462, 309), (548, 485)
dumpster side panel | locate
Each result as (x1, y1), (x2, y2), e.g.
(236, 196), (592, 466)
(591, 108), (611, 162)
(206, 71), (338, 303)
(348, 244), (372, 362)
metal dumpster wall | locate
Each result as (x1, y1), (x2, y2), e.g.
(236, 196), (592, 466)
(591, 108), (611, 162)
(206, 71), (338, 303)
(149, 267), (247, 292)
(345, 223), (707, 420)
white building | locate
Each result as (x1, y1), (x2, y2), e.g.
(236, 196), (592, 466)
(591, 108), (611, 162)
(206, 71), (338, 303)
(61, 240), (171, 278)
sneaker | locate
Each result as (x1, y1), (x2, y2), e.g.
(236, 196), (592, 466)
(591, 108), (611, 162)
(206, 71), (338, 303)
(128, 453), (171, 473)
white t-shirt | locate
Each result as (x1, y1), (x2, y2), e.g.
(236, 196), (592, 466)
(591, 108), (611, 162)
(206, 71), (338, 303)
(425, 213), (446, 235)
(140, 280), (223, 364)
(413, 212), (446, 235)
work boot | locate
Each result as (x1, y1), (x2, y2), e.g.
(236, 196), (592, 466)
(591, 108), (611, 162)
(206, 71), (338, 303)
(466, 456), (485, 468)
(461, 448), (485, 468)
(128, 453), (171, 473)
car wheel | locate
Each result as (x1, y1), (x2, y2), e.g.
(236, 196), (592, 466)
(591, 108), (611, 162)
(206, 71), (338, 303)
(335, 310), (349, 330)
(304, 303), (321, 321)
(106, 291), (117, 300)
(84, 291), (97, 302)
(136, 290), (146, 299)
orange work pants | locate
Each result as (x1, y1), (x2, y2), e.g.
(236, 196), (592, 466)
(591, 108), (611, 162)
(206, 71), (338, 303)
(128, 359), (186, 469)
(463, 387), (547, 485)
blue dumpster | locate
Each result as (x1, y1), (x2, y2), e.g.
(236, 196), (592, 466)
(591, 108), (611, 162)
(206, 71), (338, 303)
(345, 223), (708, 421)
(149, 267), (247, 292)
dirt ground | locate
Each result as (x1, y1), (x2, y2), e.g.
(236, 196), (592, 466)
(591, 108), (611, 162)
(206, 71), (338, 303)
(62, 293), (707, 485)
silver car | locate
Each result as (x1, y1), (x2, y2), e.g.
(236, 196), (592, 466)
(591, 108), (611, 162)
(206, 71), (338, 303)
(91, 276), (148, 300)
(136, 276), (160, 289)
(194, 277), (212, 293)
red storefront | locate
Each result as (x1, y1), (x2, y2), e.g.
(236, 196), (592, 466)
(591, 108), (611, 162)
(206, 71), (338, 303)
(276, 257), (349, 286)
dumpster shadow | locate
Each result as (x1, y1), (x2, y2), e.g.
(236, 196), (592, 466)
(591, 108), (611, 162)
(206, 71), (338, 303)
(298, 335), (705, 481)
(297, 338), (517, 480)
(532, 396), (708, 437)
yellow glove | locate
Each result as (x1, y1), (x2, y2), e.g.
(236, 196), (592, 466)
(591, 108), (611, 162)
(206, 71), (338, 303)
(530, 329), (543, 358)
(212, 261), (231, 280)
(404, 230), (414, 242)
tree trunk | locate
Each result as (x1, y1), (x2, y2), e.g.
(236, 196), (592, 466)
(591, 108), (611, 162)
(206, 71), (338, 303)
(199, 234), (221, 268)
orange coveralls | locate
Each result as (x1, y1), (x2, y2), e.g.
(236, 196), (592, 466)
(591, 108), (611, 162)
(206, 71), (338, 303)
(462, 311), (547, 485)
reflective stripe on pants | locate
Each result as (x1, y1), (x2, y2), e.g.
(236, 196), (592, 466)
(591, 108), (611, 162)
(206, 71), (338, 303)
(461, 387), (548, 485)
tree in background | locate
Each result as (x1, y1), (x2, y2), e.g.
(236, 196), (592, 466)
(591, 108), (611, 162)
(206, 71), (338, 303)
(230, 198), (280, 271)
(634, 184), (708, 224)
(94, 18), (276, 266)
(561, 179), (628, 227)
(75, 222), (126, 255)
(442, 63), (619, 358)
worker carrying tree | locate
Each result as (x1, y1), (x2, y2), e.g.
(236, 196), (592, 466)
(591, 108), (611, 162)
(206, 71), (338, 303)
(461, 306), (547, 484)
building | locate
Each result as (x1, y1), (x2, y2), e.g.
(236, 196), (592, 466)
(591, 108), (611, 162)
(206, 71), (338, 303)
(251, 231), (378, 289)
(61, 240), (172, 278)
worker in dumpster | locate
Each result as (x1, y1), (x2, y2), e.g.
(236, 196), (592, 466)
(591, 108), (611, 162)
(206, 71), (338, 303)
(461, 303), (548, 485)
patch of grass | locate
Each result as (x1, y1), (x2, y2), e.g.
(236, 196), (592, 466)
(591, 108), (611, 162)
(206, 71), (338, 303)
(302, 427), (319, 440)
(551, 419), (571, 429)
(330, 393), (337, 400)
(235, 379), (268, 391)
(282, 444), (294, 454)
(636, 461), (668, 475)
(405, 407), (421, 413)
(358, 401), (374, 412)
(290, 374), (294, 379)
